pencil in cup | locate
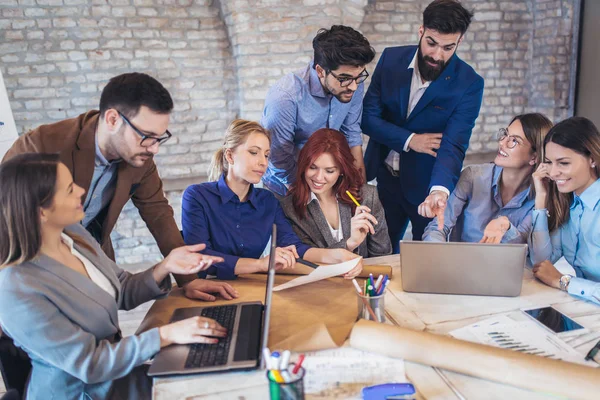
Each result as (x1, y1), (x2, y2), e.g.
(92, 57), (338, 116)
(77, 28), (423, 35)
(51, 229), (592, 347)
(352, 278), (387, 323)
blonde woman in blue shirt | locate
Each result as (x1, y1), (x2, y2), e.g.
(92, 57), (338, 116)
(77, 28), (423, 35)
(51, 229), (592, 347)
(423, 113), (552, 244)
(530, 117), (600, 304)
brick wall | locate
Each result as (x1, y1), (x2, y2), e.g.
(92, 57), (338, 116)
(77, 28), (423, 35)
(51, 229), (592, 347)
(0, 0), (579, 263)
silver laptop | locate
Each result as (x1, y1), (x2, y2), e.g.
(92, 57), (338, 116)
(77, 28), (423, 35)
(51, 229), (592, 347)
(148, 225), (277, 376)
(400, 241), (527, 297)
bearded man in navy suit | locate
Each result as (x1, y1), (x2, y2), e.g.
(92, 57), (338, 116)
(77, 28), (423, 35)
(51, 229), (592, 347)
(362, 0), (484, 253)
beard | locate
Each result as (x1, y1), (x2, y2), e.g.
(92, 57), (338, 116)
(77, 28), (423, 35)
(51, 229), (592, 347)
(417, 40), (448, 82)
(324, 78), (355, 104)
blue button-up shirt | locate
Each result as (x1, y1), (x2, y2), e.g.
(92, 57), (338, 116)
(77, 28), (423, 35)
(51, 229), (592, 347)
(82, 135), (119, 227)
(261, 61), (365, 196)
(423, 164), (534, 244)
(530, 178), (600, 305)
(181, 175), (311, 280)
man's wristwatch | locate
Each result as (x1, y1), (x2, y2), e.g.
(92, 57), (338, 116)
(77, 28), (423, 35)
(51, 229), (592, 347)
(559, 274), (573, 291)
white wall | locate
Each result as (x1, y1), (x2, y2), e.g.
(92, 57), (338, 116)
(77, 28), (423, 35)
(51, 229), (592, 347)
(0, 69), (18, 159)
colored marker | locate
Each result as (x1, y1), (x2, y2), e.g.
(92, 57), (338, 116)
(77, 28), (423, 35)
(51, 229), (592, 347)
(368, 273), (375, 293)
(377, 275), (389, 295)
(352, 278), (363, 294)
(292, 354), (305, 375)
(374, 274), (383, 291)
(280, 350), (291, 370)
(367, 284), (375, 297)
(262, 347), (272, 369)
(270, 369), (285, 383)
(270, 351), (281, 370)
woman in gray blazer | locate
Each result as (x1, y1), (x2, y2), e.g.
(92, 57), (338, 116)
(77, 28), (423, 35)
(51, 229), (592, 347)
(0, 154), (227, 400)
(280, 129), (392, 258)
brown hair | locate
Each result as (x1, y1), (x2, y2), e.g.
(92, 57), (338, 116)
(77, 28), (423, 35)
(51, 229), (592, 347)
(208, 119), (271, 182)
(508, 113), (553, 197)
(0, 153), (95, 268)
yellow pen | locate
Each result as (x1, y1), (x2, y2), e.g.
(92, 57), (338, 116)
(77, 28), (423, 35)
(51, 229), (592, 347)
(345, 190), (361, 208)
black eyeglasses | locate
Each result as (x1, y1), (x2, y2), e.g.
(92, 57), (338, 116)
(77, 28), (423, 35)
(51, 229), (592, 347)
(118, 111), (172, 147)
(496, 128), (524, 149)
(328, 69), (369, 87)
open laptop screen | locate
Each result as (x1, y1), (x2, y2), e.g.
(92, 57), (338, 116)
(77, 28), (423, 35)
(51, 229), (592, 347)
(260, 224), (276, 368)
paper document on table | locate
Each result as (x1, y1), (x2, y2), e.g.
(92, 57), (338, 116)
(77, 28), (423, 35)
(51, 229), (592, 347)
(302, 347), (407, 399)
(450, 313), (597, 367)
(273, 257), (362, 291)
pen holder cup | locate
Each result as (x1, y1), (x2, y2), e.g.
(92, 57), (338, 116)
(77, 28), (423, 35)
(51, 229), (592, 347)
(357, 292), (386, 323)
(266, 364), (306, 400)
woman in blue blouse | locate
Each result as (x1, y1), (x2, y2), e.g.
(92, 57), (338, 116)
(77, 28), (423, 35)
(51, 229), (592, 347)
(530, 117), (600, 305)
(182, 119), (363, 280)
(423, 113), (552, 244)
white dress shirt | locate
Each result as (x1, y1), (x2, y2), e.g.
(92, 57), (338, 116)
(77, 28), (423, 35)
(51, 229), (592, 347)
(61, 233), (117, 299)
(384, 50), (449, 196)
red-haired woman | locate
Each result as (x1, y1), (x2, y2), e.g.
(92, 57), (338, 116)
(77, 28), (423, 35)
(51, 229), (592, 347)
(280, 129), (392, 257)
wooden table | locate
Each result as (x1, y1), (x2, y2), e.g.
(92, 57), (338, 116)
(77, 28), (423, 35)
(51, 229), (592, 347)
(140, 255), (600, 399)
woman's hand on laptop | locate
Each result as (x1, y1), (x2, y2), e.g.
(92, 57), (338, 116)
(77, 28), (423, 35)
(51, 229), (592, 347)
(479, 217), (510, 244)
(158, 316), (227, 348)
(183, 279), (239, 301)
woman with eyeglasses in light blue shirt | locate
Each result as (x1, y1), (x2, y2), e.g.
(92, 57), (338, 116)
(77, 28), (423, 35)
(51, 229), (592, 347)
(530, 117), (600, 305)
(423, 113), (552, 245)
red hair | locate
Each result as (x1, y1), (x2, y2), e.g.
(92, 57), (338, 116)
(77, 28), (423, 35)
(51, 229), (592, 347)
(288, 128), (364, 219)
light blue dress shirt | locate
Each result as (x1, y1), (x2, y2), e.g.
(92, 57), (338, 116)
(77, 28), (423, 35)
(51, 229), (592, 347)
(261, 61), (365, 196)
(82, 135), (119, 227)
(530, 178), (600, 305)
(423, 163), (534, 244)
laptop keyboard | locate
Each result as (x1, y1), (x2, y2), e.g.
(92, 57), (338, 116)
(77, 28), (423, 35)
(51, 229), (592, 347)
(184, 305), (237, 369)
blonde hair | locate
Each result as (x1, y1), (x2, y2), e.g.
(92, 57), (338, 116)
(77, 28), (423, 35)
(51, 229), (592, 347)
(208, 119), (271, 182)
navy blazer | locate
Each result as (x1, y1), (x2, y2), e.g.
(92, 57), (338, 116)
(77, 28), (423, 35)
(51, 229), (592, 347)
(362, 45), (484, 204)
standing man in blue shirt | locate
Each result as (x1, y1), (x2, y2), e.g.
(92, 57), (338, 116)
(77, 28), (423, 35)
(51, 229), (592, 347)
(262, 25), (376, 196)
(362, 0), (484, 252)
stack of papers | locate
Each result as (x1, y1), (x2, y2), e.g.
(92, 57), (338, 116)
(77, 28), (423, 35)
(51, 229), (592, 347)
(450, 313), (597, 367)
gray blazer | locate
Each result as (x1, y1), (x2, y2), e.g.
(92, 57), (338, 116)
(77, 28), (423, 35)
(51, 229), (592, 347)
(280, 184), (392, 258)
(0, 223), (170, 400)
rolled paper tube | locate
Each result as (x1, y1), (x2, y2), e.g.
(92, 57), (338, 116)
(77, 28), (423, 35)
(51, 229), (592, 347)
(349, 319), (600, 400)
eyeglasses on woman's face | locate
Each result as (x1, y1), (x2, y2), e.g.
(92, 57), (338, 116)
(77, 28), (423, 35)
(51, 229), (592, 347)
(496, 128), (524, 149)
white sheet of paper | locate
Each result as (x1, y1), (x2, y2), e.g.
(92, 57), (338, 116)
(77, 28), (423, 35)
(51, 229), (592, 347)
(273, 257), (362, 291)
(302, 347), (407, 399)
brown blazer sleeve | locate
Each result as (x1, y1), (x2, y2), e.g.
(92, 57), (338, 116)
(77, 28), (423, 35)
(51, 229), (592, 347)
(2, 130), (44, 162)
(129, 162), (191, 286)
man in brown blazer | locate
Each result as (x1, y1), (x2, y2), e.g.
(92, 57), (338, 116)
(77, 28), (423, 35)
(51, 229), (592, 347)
(3, 72), (237, 301)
